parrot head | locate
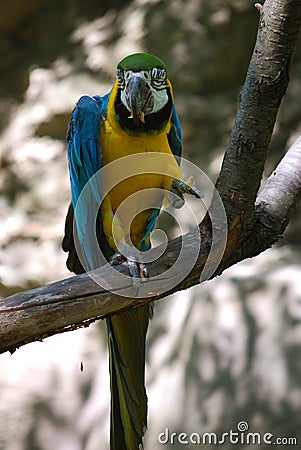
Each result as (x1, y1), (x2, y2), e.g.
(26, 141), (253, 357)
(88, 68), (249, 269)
(115, 53), (172, 129)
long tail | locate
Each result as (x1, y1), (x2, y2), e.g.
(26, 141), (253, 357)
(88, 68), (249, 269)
(63, 204), (150, 448)
(107, 304), (150, 450)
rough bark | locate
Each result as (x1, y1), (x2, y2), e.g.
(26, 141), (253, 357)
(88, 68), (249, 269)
(215, 0), (301, 233)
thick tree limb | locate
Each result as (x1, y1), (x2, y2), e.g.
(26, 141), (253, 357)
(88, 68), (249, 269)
(256, 136), (301, 225)
(1, 0), (301, 354)
(217, 135), (301, 270)
(215, 0), (301, 232)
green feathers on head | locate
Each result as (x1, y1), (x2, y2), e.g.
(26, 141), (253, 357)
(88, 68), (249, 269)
(117, 53), (167, 73)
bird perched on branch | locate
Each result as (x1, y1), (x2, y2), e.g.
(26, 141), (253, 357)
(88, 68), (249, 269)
(62, 52), (201, 449)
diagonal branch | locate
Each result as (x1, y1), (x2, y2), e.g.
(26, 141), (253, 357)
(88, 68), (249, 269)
(217, 134), (301, 271)
(1, 0), (301, 354)
(1, 133), (301, 354)
(256, 136), (301, 227)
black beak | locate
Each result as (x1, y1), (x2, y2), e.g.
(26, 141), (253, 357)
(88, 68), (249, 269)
(125, 76), (154, 125)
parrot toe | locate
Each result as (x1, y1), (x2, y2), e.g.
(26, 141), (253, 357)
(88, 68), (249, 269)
(110, 252), (126, 265)
(110, 252), (148, 287)
(169, 178), (203, 208)
(168, 190), (185, 208)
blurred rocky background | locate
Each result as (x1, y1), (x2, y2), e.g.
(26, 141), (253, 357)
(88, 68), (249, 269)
(1, 0), (301, 449)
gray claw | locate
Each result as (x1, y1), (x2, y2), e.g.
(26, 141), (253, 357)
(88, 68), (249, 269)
(169, 178), (203, 208)
(168, 191), (185, 209)
(110, 252), (126, 265)
(111, 253), (148, 287)
(189, 185), (204, 199)
(128, 259), (141, 287)
(140, 263), (149, 279)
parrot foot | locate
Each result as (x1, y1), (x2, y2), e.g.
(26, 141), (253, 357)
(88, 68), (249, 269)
(110, 252), (148, 287)
(110, 252), (125, 266)
(168, 178), (203, 209)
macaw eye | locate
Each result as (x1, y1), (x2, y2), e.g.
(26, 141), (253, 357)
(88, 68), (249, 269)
(151, 68), (166, 80)
(151, 68), (167, 89)
(116, 68), (125, 88)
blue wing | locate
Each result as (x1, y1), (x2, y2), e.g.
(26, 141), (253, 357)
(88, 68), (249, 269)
(66, 94), (111, 270)
(167, 103), (182, 163)
(67, 95), (102, 206)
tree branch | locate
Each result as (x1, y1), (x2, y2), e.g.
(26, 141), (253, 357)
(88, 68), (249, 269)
(215, 0), (301, 233)
(256, 136), (301, 226)
(217, 134), (301, 271)
(1, 0), (301, 354)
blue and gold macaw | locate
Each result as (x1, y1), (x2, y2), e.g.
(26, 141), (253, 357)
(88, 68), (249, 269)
(62, 53), (201, 449)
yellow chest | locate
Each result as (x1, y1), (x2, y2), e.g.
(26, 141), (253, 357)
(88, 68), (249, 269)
(100, 118), (174, 210)
(100, 117), (179, 248)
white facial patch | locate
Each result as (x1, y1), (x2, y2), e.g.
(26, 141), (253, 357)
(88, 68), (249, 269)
(119, 70), (169, 115)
